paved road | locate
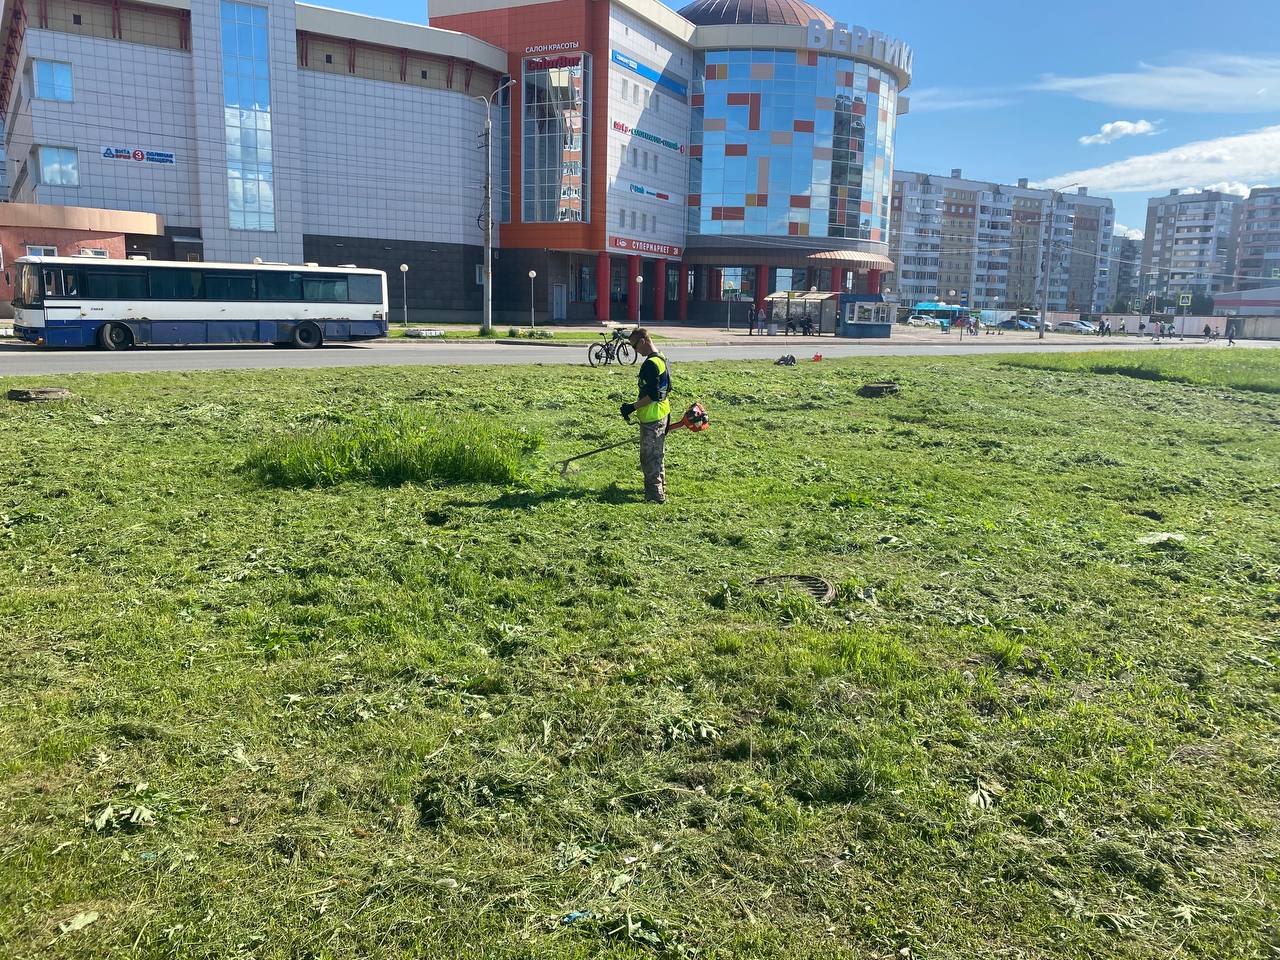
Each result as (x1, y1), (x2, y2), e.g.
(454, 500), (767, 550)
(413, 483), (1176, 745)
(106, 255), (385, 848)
(0, 336), (1269, 376)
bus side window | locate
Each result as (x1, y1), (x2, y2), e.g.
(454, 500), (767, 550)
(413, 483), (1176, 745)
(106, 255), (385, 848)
(62, 270), (79, 297)
(42, 269), (61, 297)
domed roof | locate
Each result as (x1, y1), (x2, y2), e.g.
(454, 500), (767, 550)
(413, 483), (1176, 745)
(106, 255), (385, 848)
(678, 0), (835, 28)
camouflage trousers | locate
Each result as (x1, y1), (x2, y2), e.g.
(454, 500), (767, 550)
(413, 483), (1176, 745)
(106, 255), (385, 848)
(638, 416), (668, 503)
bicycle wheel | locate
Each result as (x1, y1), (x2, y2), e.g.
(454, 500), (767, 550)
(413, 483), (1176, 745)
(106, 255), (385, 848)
(588, 343), (608, 367)
(616, 342), (637, 365)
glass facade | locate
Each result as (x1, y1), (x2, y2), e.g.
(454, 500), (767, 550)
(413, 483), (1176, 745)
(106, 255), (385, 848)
(521, 53), (590, 223)
(220, 1), (274, 232)
(689, 49), (897, 243)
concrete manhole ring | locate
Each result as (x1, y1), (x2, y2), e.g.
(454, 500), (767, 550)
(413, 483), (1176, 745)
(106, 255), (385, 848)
(750, 574), (836, 605)
(8, 387), (73, 402)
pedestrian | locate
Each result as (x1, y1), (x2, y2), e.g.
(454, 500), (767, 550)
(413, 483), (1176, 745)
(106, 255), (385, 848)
(1228, 323), (1236, 347)
(1138, 319), (1146, 338)
(1203, 322), (1212, 339)
(755, 305), (766, 336)
(619, 327), (671, 504)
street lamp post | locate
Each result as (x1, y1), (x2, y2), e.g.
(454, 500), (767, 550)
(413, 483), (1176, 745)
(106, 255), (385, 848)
(399, 263), (409, 327)
(474, 77), (516, 337)
(528, 270), (537, 330)
(636, 274), (644, 325)
(948, 289), (960, 339)
(724, 281), (736, 331)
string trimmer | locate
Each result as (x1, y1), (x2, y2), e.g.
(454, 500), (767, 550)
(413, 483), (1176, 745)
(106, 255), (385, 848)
(556, 403), (710, 476)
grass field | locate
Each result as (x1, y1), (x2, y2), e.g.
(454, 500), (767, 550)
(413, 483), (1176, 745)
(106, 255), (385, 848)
(2, 349), (1278, 959)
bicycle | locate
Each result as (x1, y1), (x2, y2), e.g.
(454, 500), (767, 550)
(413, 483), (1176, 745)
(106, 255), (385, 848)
(587, 328), (638, 367)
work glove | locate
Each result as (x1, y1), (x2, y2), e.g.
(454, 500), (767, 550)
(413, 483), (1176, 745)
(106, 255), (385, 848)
(620, 402), (636, 422)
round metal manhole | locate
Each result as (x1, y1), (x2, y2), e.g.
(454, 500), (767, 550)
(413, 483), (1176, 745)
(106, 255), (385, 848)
(750, 574), (836, 605)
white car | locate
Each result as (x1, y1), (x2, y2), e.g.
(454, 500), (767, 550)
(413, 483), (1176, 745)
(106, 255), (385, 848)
(1054, 320), (1095, 334)
(905, 315), (932, 327)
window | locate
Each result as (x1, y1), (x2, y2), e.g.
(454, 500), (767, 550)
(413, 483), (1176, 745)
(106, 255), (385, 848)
(36, 146), (78, 186)
(221, 1), (275, 231)
(629, 210), (636, 229)
(348, 274), (382, 303)
(325, 54), (333, 64)
(642, 151), (649, 171)
(72, 13), (81, 24)
(204, 272), (256, 299)
(421, 69), (429, 80)
(618, 208), (625, 228)
(257, 271), (302, 300)
(521, 52), (591, 223)
(630, 147), (637, 167)
(81, 248), (108, 257)
(33, 61), (72, 101)
(302, 276), (349, 302)
(84, 269), (147, 299)
(149, 268), (205, 299)
(475, 264), (484, 286)
(26, 245), (58, 256)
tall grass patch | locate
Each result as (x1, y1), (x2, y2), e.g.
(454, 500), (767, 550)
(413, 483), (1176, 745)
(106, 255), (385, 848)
(243, 412), (541, 487)
(1002, 347), (1280, 393)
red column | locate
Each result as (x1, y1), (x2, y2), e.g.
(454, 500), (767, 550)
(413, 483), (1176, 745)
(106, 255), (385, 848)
(627, 254), (641, 323)
(654, 263), (666, 323)
(677, 264), (689, 322)
(867, 268), (882, 295)
(595, 251), (610, 324)
(709, 268), (722, 302)
(832, 267), (846, 294)
(755, 263), (769, 309)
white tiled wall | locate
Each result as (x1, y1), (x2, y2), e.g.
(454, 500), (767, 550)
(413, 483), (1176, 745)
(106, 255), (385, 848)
(298, 72), (488, 247)
(606, 6), (691, 256)
(15, 30), (199, 225)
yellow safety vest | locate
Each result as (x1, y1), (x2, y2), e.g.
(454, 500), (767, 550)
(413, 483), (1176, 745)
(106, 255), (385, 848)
(635, 354), (671, 423)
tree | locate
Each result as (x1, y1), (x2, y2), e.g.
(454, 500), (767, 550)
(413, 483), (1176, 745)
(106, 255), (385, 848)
(1190, 293), (1214, 316)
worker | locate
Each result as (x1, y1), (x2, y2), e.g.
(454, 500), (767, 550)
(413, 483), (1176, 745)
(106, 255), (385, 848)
(618, 327), (671, 504)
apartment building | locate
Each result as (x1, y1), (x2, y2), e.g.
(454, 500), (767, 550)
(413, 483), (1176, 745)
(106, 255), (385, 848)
(1106, 234), (1142, 311)
(1140, 189), (1242, 300)
(1233, 186), (1280, 292)
(888, 169), (1113, 312)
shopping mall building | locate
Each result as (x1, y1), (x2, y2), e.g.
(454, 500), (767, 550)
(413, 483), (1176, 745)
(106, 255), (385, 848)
(0, 0), (911, 323)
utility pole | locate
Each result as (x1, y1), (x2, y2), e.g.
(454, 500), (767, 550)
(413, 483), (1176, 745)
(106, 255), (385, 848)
(1036, 182), (1078, 339)
(475, 78), (515, 337)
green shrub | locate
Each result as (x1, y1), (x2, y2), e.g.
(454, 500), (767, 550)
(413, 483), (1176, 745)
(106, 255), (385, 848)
(507, 327), (521, 338)
(243, 412), (542, 488)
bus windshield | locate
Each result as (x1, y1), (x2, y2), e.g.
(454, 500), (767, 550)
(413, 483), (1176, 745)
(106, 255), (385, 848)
(13, 263), (42, 308)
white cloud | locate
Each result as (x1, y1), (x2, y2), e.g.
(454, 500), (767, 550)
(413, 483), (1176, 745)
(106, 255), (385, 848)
(1202, 180), (1262, 196)
(1036, 125), (1280, 193)
(1078, 119), (1159, 145)
(907, 87), (1017, 113)
(1115, 224), (1145, 240)
(1038, 55), (1280, 112)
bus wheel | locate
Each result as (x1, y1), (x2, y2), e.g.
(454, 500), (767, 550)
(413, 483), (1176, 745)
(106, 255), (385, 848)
(292, 321), (323, 349)
(99, 322), (134, 350)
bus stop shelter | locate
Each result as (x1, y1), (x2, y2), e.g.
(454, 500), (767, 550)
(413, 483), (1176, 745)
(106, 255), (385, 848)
(763, 291), (840, 334)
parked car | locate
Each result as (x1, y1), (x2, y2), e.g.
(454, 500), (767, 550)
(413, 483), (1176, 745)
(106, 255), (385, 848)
(999, 317), (1039, 330)
(905, 314), (932, 327)
(1055, 320), (1095, 334)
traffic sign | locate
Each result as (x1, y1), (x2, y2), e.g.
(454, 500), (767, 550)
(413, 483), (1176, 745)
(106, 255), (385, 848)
(1178, 293), (1193, 307)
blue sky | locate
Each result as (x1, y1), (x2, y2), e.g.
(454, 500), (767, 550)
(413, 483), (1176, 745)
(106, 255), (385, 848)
(335, 0), (1280, 235)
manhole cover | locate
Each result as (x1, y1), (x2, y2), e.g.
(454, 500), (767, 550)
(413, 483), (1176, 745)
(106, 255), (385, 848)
(8, 387), (73, 402)
(750, 574), (835, 605)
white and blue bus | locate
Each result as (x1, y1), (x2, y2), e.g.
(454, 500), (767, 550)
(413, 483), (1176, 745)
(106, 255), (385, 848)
(11, 256), (388, 349)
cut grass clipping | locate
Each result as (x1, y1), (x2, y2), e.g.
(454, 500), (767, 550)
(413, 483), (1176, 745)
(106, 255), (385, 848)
(242, 412), (541, 487)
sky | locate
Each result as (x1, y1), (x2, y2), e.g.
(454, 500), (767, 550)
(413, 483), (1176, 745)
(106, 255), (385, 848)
(330, 0), (1280, 237)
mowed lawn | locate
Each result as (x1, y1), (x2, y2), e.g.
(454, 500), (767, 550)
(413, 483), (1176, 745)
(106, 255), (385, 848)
(1, 349), (1278, 959)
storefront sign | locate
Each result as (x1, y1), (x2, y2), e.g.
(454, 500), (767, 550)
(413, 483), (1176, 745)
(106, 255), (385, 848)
(627, 183), (671, 202)
(805, 20), (913, 77)
(101, 146), (175, 164)
(612, 120), (685, 154)
(610, 50), (688, 98)
(610, 237), (682, 258)
(525, 54), (581, 71)
(525, 42), (579, 53)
